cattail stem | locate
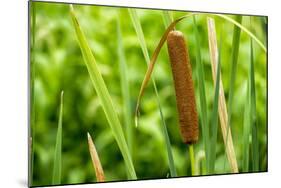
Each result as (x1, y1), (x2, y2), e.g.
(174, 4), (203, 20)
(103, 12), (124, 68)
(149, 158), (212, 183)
(188, 145), (196, 175)
(167, 30), (199, 144)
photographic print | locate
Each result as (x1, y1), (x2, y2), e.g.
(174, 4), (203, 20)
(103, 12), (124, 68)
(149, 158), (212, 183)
(29, 1), (268, 187)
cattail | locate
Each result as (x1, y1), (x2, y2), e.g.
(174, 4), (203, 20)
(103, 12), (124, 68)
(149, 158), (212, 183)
(167, 30), (198, 144)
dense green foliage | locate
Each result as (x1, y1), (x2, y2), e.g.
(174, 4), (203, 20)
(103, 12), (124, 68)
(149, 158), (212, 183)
(30, 1), (267, 186)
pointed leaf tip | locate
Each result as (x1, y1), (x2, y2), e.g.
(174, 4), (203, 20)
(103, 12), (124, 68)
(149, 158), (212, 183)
(87, 132), (91, 140)
(69, 4), (74, 11)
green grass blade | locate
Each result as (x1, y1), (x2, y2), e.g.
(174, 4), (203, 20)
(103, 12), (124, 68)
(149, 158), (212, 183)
(70, 6), (137, 179)
(208, 60), (220, 173)
(215, 14), (266, 52)
(227, 15), (242, 128)
(250, 38), (259, 171)
(162, 10), (173, 28)
(117, 13), (133, 156)
(52, 91), (64, 184)
(209, 55), (220, 174)
(192, 15), (209, 173)
(261, 17), (267, 46)
(128, 8), (177, 177)
(208, 31), (221, 174)
(30, 1), (36, 185)
(242, 82), (250, 172)
(223, 16), (242, 172)
(128, 9), (150, 64)
(195, 150), (206, 175)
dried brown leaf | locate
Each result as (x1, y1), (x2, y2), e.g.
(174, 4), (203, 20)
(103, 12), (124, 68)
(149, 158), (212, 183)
(87, 132), (105, 182)
(207, 17), (238, 173)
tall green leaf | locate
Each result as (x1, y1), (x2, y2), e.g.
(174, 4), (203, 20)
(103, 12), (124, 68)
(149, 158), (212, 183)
(223, 15), (242, 172)
(162, 10), (173, 28)
(117, 13), (134, 156)
(192, 15), (209, 173)
(52, 91), (64, 184)
(128, 8), (177, 177)
(70, 6), (137, 179)
(242, 82), (251, 172)
(29, 1), (36, 185)
(250, 38), (259, 171)
(208, 35), (221, 174)
(227, 16), (242, 127)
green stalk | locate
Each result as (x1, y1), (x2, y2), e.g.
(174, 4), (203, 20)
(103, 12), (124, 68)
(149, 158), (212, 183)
(30, 1), (36, 185)
(188, 145), (196, 176)
(250, 38), (259, 171)
(162, 10), (173, 28)
(223, 15), (242, 172)
(116, 13), (133, 157)
(227, 15), (242, 127)
(242, 82), (250, 172)
(260, 17), (267, 47)
(70, 6), (137, 179)
(52, 91), (64, 184)
(208, 37), (221, 174)
(192, 15), (209, 173)
(129, 8), (177, 177)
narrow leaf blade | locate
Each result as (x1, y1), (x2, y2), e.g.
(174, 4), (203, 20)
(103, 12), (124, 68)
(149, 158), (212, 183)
(29, 1), (36, 185)
(162, 10), (173, 29)
(52, 91), (64, 184)
(223, 15), (242, 173)
(227, 15), (242, 127)
(70, 6), (136, 179)
(117, 13), (133, 156)
(207, 17), (220, 173)
(193, 15), (209, 173)
(242, 82), (251, 172)
(250, 38), (259, 171)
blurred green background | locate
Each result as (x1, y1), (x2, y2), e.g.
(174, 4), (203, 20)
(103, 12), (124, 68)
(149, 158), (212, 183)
(30, 1), (267, 186)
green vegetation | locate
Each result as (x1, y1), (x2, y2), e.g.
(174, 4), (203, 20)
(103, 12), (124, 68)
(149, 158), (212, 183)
(192, 15), (210, 173)
(70, 6), (136, 179)
(30, 1), (267, 186)
(52, 91), (64, 184)
(129, 8), (177, 177)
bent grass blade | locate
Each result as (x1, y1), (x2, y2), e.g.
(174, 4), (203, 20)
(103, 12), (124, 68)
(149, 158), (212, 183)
(129, 9), (178, 177)
(215, 14), (266, 52)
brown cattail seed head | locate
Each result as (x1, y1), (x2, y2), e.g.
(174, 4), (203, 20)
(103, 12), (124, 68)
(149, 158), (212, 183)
(167, 30), (199, 144)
